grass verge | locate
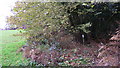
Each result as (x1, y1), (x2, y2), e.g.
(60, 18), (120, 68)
(0, 30), (28, 66)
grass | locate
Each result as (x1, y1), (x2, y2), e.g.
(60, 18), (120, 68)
(0, 30), (28, 66)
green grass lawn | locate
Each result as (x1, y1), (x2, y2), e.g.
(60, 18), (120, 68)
(0, 30), (28, 66)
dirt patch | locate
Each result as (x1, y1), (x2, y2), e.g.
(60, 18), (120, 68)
(19, 27), (119, 66)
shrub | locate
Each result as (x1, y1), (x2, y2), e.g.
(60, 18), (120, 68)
(8, 2), (120, 45)
(7, 1), (120, 66)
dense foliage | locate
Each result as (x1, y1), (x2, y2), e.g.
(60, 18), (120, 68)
(5, 1), (120, 66)
(63, 2), (120, 40)
(7, 1), (120, 66)
(7, 2), (120, 47)
(7, 2), (66, 46)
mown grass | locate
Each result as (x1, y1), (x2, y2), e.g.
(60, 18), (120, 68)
(0, 30), (28, 66)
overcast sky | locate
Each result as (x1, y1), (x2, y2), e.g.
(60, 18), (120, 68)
(0, 0), (18, 29)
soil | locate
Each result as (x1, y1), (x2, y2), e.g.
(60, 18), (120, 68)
(20, 21), (120, 66)
(57, 30), (119, 66)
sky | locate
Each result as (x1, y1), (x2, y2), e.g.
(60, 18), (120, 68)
(0, 0), (18, 29)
